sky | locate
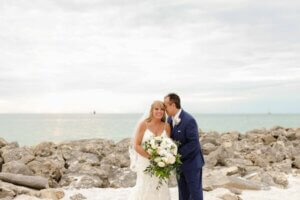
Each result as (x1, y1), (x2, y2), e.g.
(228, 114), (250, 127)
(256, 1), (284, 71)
(0, 0), (300, 113)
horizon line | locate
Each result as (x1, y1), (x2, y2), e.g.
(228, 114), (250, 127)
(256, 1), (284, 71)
(0, 112), (299, 115)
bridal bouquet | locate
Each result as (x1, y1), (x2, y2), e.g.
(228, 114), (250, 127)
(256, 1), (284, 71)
(143, 135), (181, 189)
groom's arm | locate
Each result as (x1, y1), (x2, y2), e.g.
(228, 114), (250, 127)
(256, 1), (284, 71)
(178, 118), (200, 160)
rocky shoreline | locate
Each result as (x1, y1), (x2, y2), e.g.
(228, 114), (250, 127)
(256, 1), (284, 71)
(1, 126), (300, 200)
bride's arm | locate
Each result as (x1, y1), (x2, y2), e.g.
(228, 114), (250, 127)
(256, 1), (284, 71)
(165, 123), (171, 137)
(134, 121), (150, 159)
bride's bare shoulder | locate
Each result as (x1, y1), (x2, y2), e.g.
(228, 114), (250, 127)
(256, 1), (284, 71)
(138, 120), (147, 131)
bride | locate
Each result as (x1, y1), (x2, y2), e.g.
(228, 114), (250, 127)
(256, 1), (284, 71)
(128, 100), (172, 200)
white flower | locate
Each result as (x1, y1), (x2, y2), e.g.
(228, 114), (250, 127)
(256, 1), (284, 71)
(154, 157), (161, 163)
(167, 155), (176, 164)
(162, 156), (168, 163)
(158, 161), (166, 168)
(173, 117), (181, 126)
(171, 145), (178, 155)
(147, 149), (153, 155)
(150, 140), (157, 149)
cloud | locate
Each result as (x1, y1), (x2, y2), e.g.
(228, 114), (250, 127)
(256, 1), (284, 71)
(0, 0), (299, 113)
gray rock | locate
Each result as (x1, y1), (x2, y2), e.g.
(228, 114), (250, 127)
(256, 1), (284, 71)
(0, 137), (8, 148)
(219, 193), (242, 200)
(60, 174), (104, 188)
(39, 188), (64, 200)
(34, 142), (57, 157)
(0, 185), (15, 199)
(262, 134), (276, 145)
(204, 175), (263, 191)
(293, 156), (300, 169)
(108, 167), (136, 188)
(2, 161), (34, 176)
(202, 143), (217, 155)
(70, 193), (87, 200)
(1, 147), (35, 164)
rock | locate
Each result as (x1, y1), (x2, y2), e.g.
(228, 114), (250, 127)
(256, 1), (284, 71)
(0, 172), (49, 190)
(225, 166), (239, 176)
(0, 137), (8, 148)
(0, 157), (4, 171)
(200, 131), (220, 146)
(202, 143), (217, 155)
(27, 159), (63, 187)
(1, 147), (35, 164)
(272, 159), (292, 173)
(108, 167), (136, 188)
(262, 134), (276, 145)
(219, 193), (242, 200)
(228, 188), (242, 195)
(295, 128), (300, 139)
(246, 152), (268, 168)
(293, 156), (300, 169)
(203, 175), (262, 191)
(0, 185), (15, 199)
(0, 180), (40, 197)
(270, 172), (289, 188)
(220, 131), (240, 142)
(114, 138), (131, 153)
(286, 129), (296, 140)
(271, 126), (285, 131)
(207, 145), (235, 167)
(59, 174), (104, 188)
(101, 152), (129, 168)
(245, 171), (275, 188)
(39, 188), (64, 200)
(70, 193), (87, 200)
(34, 142), (57, 157)
(2, 161), (34, 176)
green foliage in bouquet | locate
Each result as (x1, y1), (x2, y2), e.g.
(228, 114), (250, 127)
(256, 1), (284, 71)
(143, 136), (182, 190)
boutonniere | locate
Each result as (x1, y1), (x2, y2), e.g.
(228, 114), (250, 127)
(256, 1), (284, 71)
(174, 117), (181, 126)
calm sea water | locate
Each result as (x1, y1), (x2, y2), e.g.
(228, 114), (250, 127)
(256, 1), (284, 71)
(0, 113), (299, 146)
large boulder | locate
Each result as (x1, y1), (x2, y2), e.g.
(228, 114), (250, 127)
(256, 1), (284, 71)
(34, 142), (57, 157)
(200, 131), (220, 146)
(203, 174), (263, 191)
(108, 167), (136, 188)
(1, 147), (35, 164)
(59, 174), (104, 188)
(2, 161), (33, 176)
(202, 143), (217, 155)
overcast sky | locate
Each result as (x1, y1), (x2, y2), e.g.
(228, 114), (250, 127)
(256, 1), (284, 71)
(0, 0), (299, 113)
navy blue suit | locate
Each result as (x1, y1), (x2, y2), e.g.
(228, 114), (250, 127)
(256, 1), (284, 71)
(168, 110), (205, 200)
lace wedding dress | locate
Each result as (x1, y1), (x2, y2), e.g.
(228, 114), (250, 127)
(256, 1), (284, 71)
(128, 129), (171, 200)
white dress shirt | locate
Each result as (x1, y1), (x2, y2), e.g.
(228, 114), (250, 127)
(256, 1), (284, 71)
(172, 109), (182, 127)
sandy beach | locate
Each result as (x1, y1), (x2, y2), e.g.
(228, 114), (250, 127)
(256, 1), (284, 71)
(44, 175), (299, 200)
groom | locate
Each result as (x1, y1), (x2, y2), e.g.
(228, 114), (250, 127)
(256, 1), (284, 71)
(164, 93), (205, 200)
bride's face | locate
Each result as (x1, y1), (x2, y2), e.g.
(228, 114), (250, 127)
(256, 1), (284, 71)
(152, 105), (165, 120)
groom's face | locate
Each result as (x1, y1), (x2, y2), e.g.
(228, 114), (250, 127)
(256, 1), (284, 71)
(164, 97), (175, 116)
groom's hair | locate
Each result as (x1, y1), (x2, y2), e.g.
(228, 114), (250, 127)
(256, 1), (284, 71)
(165, 93), (181, 109)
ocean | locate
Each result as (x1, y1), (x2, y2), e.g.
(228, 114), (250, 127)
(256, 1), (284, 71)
(0, 113), (299, 146)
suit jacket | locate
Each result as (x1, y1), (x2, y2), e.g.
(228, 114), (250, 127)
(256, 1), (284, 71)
(168, 110), (205, 171)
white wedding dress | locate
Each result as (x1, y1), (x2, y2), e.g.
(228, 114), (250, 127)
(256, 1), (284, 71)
(128, 129), (171, 200)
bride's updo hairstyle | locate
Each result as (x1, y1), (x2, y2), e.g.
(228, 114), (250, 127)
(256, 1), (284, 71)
(146, 100), (166, 122)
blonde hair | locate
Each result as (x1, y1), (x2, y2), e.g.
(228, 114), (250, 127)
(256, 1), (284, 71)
(146, 100), (166, 122)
